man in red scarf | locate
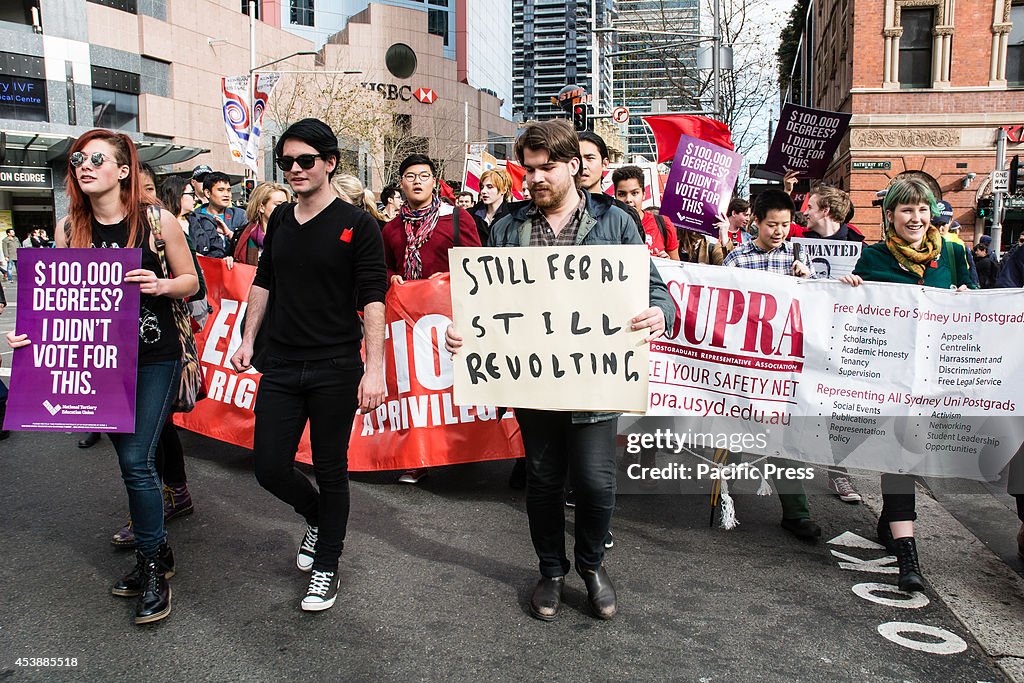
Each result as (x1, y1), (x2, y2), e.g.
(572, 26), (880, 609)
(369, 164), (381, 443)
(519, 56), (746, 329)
(381, 154), (482, 483)
(383, 154), (481, 284)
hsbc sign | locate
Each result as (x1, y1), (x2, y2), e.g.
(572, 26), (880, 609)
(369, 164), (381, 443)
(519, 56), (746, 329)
(413, 87), (436, 104)
(360, 82), (438, 104)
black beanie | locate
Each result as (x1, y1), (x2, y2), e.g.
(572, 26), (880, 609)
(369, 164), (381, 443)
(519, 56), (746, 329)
(275, 118), (340, 176)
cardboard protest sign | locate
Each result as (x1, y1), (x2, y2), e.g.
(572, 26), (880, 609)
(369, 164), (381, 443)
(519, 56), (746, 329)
(792, 237), (862, 279)
(660, 134), (743, 237)
(5, 249), (141, 431)
(764, 103), (852, 178)
(449, 246), (650, 412)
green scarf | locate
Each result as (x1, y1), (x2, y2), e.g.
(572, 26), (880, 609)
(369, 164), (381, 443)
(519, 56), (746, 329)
(886, 226), (943, 278)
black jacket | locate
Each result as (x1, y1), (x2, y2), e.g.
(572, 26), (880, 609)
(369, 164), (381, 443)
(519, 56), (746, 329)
(187, 212), (229, 259)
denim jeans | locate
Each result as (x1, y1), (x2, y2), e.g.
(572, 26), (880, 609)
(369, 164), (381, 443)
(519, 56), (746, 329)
(516, 409), (617, 577)
(253, 355), (361, 572)
(6, 260), (15, 281)
(108, 359), (180, 557)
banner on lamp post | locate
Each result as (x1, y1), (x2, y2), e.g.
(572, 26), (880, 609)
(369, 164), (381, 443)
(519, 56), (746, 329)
(244, 72), (281, 173)
(221, 76), (251, 167)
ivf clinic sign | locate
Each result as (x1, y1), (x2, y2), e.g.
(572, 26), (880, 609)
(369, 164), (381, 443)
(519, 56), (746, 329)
(0, 166), (53, 191)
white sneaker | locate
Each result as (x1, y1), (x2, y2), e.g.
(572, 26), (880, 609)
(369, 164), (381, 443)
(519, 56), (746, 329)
(829, 476), (863, 503)
(300, 570), (339, 612)
(296, 525), (318, 572)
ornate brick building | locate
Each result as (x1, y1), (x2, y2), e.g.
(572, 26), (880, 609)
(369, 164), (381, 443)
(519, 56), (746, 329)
(784, 0), (1024, 245)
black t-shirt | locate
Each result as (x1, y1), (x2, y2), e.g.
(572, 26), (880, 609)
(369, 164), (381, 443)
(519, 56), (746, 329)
(805, 224), (866, 243)
(91, 217), (180, 364)
(252, 199), (387, 361)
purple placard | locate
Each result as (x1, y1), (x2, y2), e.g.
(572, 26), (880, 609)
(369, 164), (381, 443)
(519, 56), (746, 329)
(5, 249), (142, 432)
(660, 134), (743, 237)
(763, 103), (852, 178)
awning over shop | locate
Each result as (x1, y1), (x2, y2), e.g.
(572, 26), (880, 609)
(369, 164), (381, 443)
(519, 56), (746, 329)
(0, 129), (209, 168)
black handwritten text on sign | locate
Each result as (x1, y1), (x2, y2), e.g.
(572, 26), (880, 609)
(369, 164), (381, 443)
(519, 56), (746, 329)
(449, 246), (651, 412)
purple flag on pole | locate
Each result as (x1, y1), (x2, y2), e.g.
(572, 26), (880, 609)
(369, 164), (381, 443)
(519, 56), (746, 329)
(763, 103), (851, 178)
(660, 134), (744, 237)
(4, 249), (142, 432)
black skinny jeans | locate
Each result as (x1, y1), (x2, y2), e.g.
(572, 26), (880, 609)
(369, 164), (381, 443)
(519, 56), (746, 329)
(253, 355), (362, 572)
(880, 473), (917, 523)
(516, 409), (617, 577)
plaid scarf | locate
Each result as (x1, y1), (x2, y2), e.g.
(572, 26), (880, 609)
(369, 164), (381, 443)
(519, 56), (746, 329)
(886, 225), (942, 278)
(400, 197), (442, 280)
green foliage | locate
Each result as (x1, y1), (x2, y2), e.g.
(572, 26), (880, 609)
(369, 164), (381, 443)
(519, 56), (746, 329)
(777, 0), (810, 92)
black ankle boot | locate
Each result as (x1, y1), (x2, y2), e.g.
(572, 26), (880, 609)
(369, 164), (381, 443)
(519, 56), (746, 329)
(876, 518), (895, 553)
(893, 537), (925, 593)
(134, 552), (173, 624)
(578, 566), (617, 620)
(112, 544), (174, 597)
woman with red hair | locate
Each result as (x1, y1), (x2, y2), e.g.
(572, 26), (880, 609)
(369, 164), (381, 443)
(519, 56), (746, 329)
(7, 130), (198, 624)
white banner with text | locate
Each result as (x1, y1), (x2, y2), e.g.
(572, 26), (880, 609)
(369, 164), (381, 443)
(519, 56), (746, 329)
(643, 261), (1024, 481)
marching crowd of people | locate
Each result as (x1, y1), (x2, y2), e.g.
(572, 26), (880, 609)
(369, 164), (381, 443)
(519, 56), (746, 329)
(2, 118), (1023, 627)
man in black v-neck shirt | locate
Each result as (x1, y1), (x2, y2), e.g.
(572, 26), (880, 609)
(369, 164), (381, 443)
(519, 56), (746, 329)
(231, 118), (386, 613)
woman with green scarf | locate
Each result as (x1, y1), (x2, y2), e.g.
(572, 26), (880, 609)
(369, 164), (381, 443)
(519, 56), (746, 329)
(839, 177), (976, 593)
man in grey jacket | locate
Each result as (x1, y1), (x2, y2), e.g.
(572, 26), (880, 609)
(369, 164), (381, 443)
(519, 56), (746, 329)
(2, 229), (18, 282)
(446, 119), (675, 622)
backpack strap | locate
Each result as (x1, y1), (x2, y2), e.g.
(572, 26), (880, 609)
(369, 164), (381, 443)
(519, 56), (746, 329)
(453, 205), (461, 248)
(145, 205), (170, 279)
(654, 213), (668, 244)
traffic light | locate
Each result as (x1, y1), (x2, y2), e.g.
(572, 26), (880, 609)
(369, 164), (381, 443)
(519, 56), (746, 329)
(1010, 155), (1020, 194)
(242, 178), (256, 202)
(572, 103), (589, 132)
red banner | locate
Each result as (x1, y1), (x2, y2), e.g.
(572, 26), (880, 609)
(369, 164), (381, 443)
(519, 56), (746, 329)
(174, 258), (524, 470)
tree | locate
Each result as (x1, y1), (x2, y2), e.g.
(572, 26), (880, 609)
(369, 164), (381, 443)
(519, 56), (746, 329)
(778, 0), (811, 98)
(265, 56), (398, 180)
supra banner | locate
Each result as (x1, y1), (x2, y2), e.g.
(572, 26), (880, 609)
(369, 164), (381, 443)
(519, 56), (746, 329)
(643, 260), (1024, 481)
(173, 259), (523, 470)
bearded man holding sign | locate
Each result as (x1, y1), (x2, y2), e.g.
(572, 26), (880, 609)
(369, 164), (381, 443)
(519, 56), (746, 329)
(445, 120), (675, 621)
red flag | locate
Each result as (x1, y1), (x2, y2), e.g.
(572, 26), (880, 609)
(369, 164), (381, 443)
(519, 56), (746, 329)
(437, 177), (456, 201)
(505, 160), (526, 197)
(643, 115), (734, 163)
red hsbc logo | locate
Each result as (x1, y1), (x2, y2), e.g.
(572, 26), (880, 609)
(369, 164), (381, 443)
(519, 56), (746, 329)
(414, 88), (437, 104)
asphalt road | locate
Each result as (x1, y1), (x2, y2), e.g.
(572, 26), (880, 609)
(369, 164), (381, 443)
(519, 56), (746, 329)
(0, 428), (1015, 682)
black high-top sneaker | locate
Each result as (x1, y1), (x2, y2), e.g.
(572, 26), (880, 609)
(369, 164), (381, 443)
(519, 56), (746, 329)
(134, 553), (172, 624)
(112, 544), (174, 597)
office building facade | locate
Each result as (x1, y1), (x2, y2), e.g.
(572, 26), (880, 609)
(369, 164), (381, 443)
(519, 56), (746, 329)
(612, 0), (699, 158)
(512, 0), (614, 121)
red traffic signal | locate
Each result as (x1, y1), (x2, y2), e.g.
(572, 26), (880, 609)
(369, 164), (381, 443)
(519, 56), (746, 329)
(572, 103), (589, 132)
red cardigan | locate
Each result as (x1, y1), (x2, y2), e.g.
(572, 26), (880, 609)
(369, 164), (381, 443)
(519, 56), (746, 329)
(382, 208), (482, 281)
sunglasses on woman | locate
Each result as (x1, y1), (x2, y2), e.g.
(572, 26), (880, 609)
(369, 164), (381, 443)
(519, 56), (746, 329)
(69, 151), (114, 168)
(275, 154), (324, 172)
